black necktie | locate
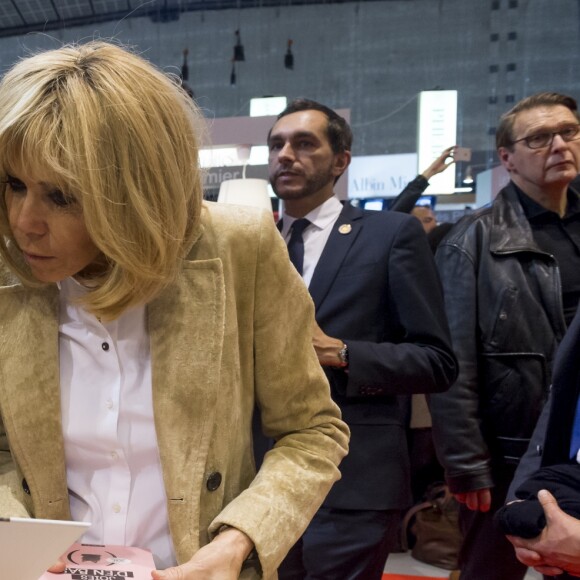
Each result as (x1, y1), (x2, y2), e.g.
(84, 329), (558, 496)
(287, 218), (310, 275)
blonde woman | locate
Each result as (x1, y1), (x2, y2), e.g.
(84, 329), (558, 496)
(0, 42), (348, 579)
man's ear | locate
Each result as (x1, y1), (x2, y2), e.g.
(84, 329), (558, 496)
(498, 147), (514, 172)
(333, 151), (352, 177)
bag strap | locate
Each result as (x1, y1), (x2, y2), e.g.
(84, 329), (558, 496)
(434, 485), (457, 512)
(400, 499), (433, 551)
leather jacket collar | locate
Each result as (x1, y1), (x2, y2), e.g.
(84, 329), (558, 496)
(489, 182), (545, 256)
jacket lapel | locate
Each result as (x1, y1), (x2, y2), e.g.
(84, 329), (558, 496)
(0, 246), (226, 532)
(491, 183), (567, 340)
(490, 184), (543, 255)
(308, 203), (363, 310)
(0, 283), (70, 518)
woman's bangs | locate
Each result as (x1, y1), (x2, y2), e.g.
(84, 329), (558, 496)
(1, 115), (76, 194)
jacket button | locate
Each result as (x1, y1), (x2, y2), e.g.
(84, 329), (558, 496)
(206, 472), (222, 491)
(499, 312), (507, 320)
(536, 444), (543, 456)
(22, 478), (30, 495)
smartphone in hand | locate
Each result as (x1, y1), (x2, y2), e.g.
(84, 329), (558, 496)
(454, 147), (472, 162)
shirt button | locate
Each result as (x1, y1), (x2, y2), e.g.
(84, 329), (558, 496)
(106, 399), (113, 410)
(112, 503), (121, 513)
(111, 451), (118, 460)
(102, 342), (110, 351)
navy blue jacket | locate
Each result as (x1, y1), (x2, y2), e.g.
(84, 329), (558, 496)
(314, 202), (457, 510)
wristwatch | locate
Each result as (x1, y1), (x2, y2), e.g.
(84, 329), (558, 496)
(338, 343), (349, 367)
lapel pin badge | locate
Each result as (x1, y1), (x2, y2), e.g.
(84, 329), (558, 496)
(338, 224), (352, 235)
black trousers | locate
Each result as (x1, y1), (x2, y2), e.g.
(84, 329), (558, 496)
(458, 464), (528, 580)
(278, 506), (400, 580)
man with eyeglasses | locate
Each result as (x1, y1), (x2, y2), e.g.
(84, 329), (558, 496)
(429, 92), (580, 580)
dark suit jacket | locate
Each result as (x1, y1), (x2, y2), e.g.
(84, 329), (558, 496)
(508, 303), (580, 501)
(502, 301), (580, 580)
(312, 202), (457, 511)
(541, 306), (580, 466)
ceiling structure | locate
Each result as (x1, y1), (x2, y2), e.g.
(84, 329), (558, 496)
(0, 0), (389, 38)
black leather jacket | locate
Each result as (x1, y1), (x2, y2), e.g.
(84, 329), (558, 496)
(430, 182), (567, 494)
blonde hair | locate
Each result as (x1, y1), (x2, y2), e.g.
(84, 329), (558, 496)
(0, 41), (204, 319)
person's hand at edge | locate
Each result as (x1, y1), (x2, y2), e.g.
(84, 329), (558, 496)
(46, 559), (67, 574)
(507, 543), (565, 577)
(420, 146), (456, 181)
(507, 489), (580, 577)
(454, 488), (491, 512)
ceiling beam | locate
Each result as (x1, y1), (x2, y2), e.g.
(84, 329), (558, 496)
(0, 0), (389, 39)
(8, 0), (26, 25)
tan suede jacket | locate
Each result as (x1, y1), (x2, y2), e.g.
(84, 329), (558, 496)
(0, 202), (349, 579)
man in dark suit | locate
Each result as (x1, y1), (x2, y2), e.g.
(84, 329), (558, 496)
(267, 98), (458, 580)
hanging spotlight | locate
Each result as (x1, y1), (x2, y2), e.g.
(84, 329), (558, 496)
(284, 39), (294, 70)
(178, 48), (195, 99)
(463, 166), (474, 184)
(233, 29), (245, 62)
(181, 48), (189, 81)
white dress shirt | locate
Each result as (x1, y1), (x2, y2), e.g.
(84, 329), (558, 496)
(281, 195), (343, 287)
(58, 278), (175, 568)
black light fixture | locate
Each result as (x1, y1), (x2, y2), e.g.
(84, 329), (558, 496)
(179, 48), (195, 99)
(181, 48), (189, 81)
(463, 166), (474, 184)
(284, 39), (294, 70)
(233, 29), (245, 62)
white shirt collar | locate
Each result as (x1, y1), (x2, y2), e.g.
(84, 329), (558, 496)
(281, 195), (343, 237)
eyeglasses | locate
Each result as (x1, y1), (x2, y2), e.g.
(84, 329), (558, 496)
(512, 124), (580, 149)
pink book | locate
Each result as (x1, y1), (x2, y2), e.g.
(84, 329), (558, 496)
(38, 543), (156, 579)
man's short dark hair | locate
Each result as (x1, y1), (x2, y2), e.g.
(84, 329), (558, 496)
(273, 98), (353, 154)
(496, 92), (580, 150)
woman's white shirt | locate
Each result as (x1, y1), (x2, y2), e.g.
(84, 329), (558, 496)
(58, 277), (176, 568)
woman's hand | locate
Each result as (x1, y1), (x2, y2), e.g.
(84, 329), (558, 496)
(151, 527), (254, 579)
